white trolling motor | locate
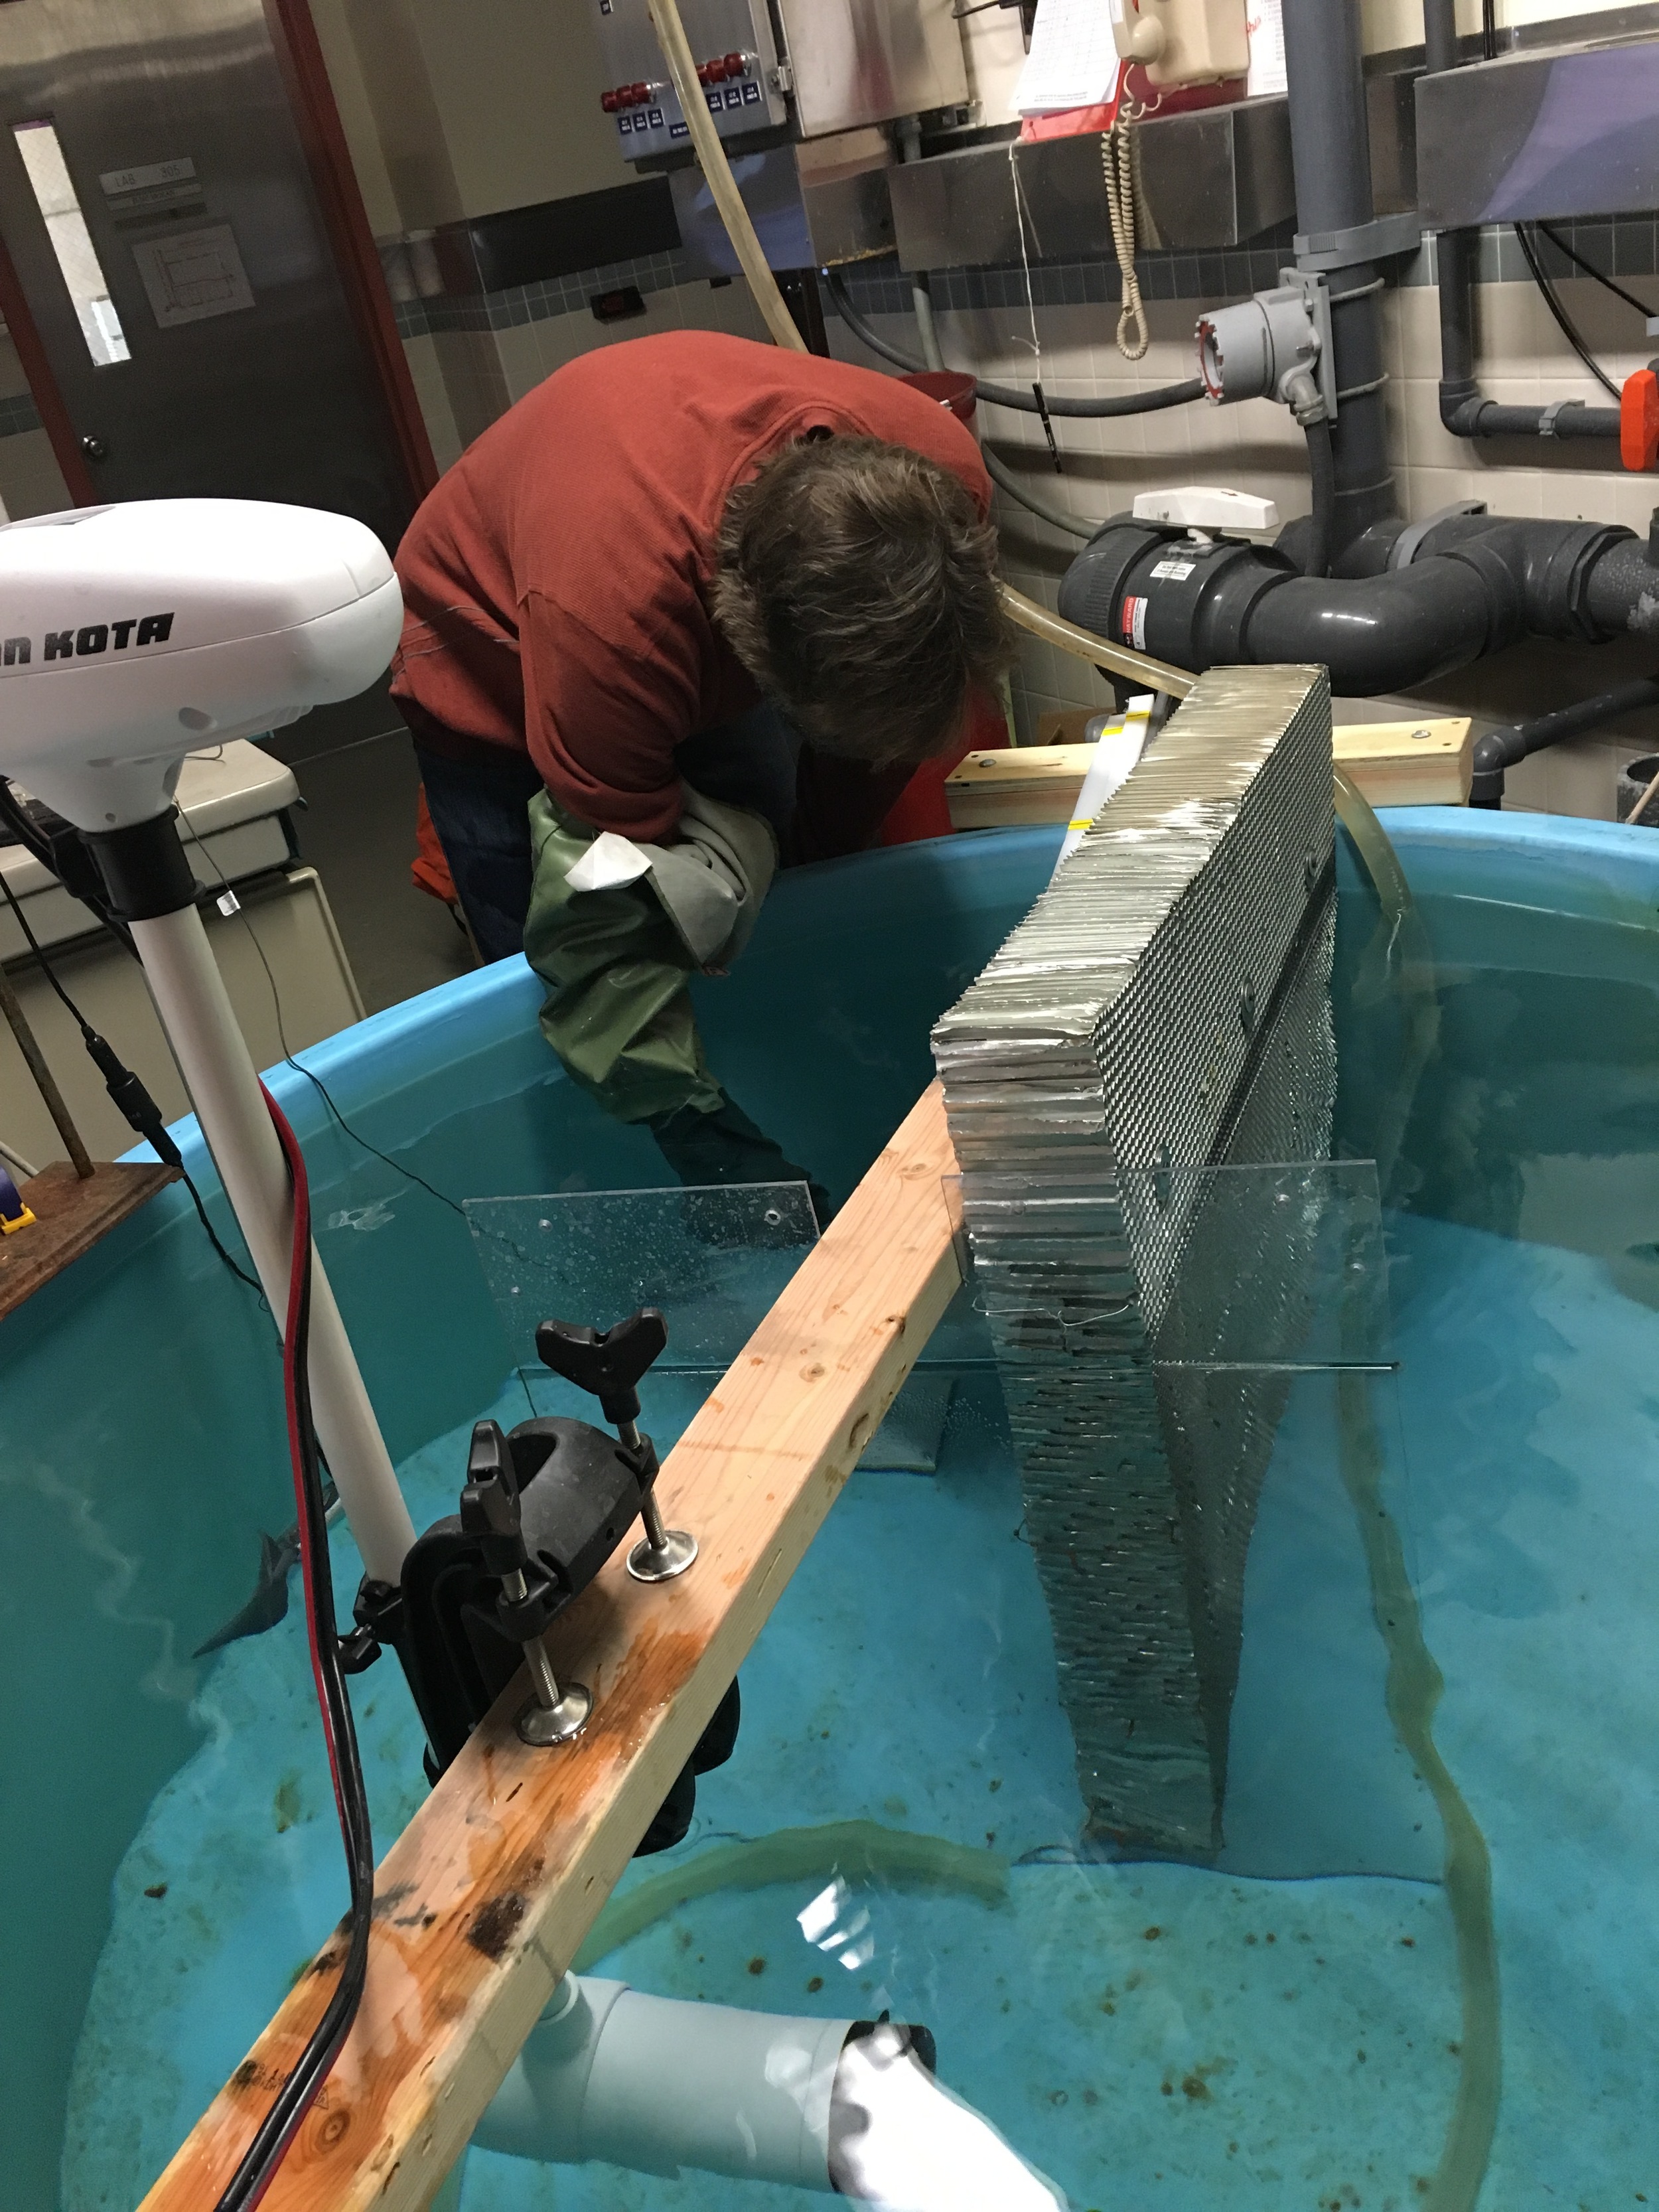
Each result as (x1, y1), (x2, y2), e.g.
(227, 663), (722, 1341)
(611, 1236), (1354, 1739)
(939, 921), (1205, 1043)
(0, 498), (417, 1574)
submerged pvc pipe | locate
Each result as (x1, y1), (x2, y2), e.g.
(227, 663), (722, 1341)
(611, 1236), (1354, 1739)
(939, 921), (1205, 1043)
(477, 1976), (1069, 2209)
(130, 904), (416, 1581)
(478, 1975), (849, 2189)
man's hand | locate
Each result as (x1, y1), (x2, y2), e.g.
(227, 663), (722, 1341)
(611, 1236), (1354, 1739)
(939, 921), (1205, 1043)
(647, 1096), (833, 1229)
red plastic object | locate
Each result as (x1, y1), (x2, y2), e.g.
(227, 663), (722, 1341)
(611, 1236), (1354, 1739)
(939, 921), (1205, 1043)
(1622, 368), (1659, 472)
(723, 50), (746, 74)
(899, 369), (978, 433)
(411, 784), (459, 907)
(696, 60), (713, 83)
(601, 88), (620, 111)
(879, 688), (1009, 847)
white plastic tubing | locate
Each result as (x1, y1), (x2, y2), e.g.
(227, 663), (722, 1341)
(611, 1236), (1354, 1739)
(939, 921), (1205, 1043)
(474, 1976), (1071, 2210)
(476, 1974), (850, 2189)
(131, 905), (416, 1582)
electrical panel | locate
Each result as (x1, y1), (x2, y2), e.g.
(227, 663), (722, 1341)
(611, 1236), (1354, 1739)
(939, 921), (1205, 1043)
(591, 0), (968, 161)
(593, 0), (787, 163)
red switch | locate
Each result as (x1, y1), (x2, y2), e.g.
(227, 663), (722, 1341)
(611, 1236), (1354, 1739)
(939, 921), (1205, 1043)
(723, 51), (746, 75)
(601, 88), (620, 111)
(1622, 368), (1659, 471)
(697, 59), (715, 83)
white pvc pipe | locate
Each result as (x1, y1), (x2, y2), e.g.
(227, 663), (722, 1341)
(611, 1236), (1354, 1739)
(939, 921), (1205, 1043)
(476, 1978), (1070, 2209)
(131, 904), (416, 1582)
(476, 1975), (849, 2189)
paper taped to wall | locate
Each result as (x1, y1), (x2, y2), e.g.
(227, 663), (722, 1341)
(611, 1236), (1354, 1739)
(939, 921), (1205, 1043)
(131, 224), (254, 328)
(1015, 0), (1123, 114)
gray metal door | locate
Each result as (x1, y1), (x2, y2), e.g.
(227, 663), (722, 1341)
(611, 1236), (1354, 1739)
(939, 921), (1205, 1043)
(0, 0), (413, 550)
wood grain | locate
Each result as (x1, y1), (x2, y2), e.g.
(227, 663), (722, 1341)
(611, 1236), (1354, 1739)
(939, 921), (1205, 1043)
(0, 1161), (177, 1321)
(1332, 717), (1473, 808)
(138, 1083), (962, 2212)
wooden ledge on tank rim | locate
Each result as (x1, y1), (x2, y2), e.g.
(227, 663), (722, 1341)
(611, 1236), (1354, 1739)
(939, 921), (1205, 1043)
(138, 1082), (962, 2212)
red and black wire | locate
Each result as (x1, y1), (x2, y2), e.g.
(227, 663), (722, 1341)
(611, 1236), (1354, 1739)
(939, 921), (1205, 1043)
(214, 1086), (376, 2212)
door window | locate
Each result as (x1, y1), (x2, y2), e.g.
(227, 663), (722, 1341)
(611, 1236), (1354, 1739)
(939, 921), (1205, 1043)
(13, 119), (129, 365)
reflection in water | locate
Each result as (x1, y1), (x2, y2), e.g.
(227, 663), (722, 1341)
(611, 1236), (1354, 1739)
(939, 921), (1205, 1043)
(830, 2022), (1066, 2210)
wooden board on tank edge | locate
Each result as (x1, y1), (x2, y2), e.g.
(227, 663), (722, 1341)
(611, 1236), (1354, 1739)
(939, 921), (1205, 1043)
(948, 716), (1475, 826)
(0, 1159), (177, 1322)
(138, 1082), (962, 2212)
(1331, 717), (1473, 806)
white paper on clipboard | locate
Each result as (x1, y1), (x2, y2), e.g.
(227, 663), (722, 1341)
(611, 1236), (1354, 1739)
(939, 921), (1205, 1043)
(1013, 0), (1123, 115)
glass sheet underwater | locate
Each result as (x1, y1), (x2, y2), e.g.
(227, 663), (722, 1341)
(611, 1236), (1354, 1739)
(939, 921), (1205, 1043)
(7, 821), (1659, 2212)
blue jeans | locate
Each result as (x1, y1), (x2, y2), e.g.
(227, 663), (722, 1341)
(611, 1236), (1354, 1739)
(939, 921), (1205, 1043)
(414, 744), (543, 964)
(415, 705), (800, 965)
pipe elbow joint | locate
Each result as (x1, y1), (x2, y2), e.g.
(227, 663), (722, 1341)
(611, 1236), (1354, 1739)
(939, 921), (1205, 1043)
(1469, 726), (1522, 810)
(1439, 380), (1487, 439)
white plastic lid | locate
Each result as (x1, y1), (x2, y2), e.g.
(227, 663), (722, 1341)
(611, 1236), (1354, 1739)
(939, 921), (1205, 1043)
(1131, 486), (1281, 531)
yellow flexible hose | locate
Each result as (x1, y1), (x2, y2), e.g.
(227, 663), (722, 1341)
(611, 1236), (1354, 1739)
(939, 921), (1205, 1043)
(643, 0), (804, 354)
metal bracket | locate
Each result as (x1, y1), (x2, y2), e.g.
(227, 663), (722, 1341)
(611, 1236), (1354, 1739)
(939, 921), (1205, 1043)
(1277, 266), (1337, 423)
(1295, 208), (1423, 273)
(1388, 496), (1488, 570)
(1539, 396), (1585, 439)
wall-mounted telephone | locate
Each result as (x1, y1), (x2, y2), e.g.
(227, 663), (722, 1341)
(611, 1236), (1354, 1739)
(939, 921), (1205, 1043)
(1109, 0), (1249, 89)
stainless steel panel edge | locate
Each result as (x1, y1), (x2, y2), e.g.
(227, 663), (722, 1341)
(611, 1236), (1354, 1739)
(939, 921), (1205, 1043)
(774, 0), (967, 140)
(1416, 33), (1659, 228)
(670, 139), (894, 277)
(889, 98), (1297, 271)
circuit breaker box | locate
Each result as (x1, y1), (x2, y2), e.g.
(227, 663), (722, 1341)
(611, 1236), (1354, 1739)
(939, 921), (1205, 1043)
(591, 0), (969, 165)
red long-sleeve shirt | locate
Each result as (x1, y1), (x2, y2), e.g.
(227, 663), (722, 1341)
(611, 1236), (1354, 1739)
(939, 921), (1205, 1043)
(390, 331), (991, 861)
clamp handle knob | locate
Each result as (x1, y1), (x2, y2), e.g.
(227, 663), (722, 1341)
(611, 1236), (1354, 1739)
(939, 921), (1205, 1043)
(461, 1419), (525, 1552)
(536, 1307), (668, 1428)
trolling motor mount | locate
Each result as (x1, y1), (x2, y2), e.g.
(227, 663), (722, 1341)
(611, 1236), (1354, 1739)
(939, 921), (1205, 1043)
(354, 1306), (735, 1852)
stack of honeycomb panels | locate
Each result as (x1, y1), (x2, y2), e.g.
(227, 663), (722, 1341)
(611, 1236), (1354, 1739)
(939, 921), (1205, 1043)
(932, 665), (1336, 1855)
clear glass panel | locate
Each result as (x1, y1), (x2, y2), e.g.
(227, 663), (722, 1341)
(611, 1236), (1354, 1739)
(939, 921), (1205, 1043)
(464, 1179), (820, 1433)
(13, 120), (130, 365)
(463, 1179), (963, 1472)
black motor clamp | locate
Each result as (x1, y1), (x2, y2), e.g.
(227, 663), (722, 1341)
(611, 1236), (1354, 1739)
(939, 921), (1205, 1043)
(356, 1305), (739, 1852)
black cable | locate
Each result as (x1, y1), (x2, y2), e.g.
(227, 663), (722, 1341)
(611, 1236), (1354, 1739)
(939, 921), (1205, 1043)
(1534, 221), (1654, 322)
(1303, 418), (1335, 581)
(0, 864), (264, 1293)
(213, 1090), (374, 2212)
(1514, 224), (1623, 400)
(823, 267), (1206, 417)
(186, 834), (469, 1224)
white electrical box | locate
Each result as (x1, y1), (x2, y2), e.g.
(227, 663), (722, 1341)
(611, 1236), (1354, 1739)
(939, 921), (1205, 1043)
(1110, 0), (1249, 89)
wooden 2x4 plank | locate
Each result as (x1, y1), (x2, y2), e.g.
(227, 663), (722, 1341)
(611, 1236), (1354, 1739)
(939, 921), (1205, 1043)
(139, 1082), (962, 2212)
(949, 715), (1475, 828)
